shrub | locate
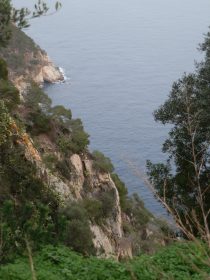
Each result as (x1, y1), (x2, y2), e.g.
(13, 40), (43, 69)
(0, 80), (20, 111)
(0, 58), (8, 80)
(98, 190), (116, 218)
(56, 135), (72, 155)
(125, 194), (152, 229)
(66, 220), (95, 255)
(43, 153), (58, 170)
(83, 198), (103, 223)
(28, 110), (51, 135)
(61, 202), (95, 255)
(25, 83), (52, 112)
(71, 129), (89, 153)
(0, 100), (13, 145)
(92, 151), (114, 173)
(57, 130), (89, 155)
(111, 173), (128, 211)
(50, 105), (72, 123)
(1, 242), (210, 279)
(56, 159), (71, 180)
(0, 143), (61, 263)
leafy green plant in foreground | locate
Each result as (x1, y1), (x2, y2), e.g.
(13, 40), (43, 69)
(0, 242), (210, 280)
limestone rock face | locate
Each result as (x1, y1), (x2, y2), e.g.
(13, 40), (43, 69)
(12, 51), (64, 92)
(20, 137), (128, 258)
(0, 26), (64, 92)
(69, 154), (125, 258)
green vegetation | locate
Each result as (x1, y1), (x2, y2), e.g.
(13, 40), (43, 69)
(25, 83), (52, 111)
(1, 2), (210, 278)
(56, 159), (72, 180)
(28, 110), (51, 135)
(0, 58), (8, 79)
(124, 194), (152, 229)
(50, 105), (72, 123)
(0, 242), (209, 280)
(60, 202), (95, 255)
(82, 198), (103, 223)
(0, 79), (20, 110)
(111, 173), (128, 211)
(0, 100), (13, 145)
(42, 153), (58, 171)
(92, 150), (114, 173)
(147, 29), (210, 240)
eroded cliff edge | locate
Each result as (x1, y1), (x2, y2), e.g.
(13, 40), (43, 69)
(0, 25), (63, 92)
(0, 27), (168, 260)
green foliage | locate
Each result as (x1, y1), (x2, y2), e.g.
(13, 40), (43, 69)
(0, 25), (43, 74)
(0, 58), (8, 79)
(0, 141), (63, 263)
(0, 79), (20, 110)
(56, 159), (71, 180)
(56, 135), (72, 154)
(98, 190), (116, 218)
(42, 153), (58, 171)
(92, 150), (114, 173)
(50, 105), (72, 124)
(147, 34), (210, 236)
(25, 84), (52, 111)
(131, 242), (210, 280)
(83, 198), (103, 223)
(125, 194), (152, 229)
(28, 110), (51, 135)
(0, 100), (12, 145)
(60, 202), (95, 255)
(0, 0), (12, 47)
(0, 242), (209, 279)
(111, 173), (128, 211)
(71, 129), (89, 153)
(57, 120), (89, 155)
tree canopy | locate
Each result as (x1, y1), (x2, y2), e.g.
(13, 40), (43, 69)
(147, 30), (210, 241)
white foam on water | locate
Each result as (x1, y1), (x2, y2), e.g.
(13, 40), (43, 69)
(58, 67), (71, 84)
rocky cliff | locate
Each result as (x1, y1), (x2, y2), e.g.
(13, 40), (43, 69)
(0, 27), (168, 260)
(0, 25), (63, 92)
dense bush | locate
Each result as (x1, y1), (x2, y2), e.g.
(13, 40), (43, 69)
(124, 194), (152, 229)
(28, 110), (51, 135)
(0, 58), (8, 80)
(42, 153), (58, 171)
(61, 202), (95, 255)
(57, 129), (89, 155)
(0, 100), (13, 145)
(56, 159), (71, 180)
(0, 80), (20, 111)
(98, 190), (116, 218)
(25, 84), (52, 112)
(0, 242), (209, 280)
(92, 151), (114, 173)
(0, 142), (62, 263)
(50, 105), (72, 124)
(83, 198), (103, 223)
(71, 129), (89, 153)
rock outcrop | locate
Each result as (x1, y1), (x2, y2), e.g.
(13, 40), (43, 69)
(0, 26), (167, 260)
(0, 25), (63, 92)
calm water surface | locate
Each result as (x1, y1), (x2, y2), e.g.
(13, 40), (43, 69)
(15, 0), (210, 217)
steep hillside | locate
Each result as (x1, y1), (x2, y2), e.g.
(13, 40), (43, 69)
(0, 29), (168, 263)
(0, 25), (63, 92)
